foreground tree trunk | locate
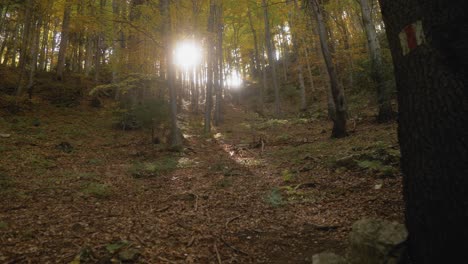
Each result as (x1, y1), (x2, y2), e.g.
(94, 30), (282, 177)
(359, 0), (394, 122)
(310, 0), (347, 138)
(379, 0), (468, 262)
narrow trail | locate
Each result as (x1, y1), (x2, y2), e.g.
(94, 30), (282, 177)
(0, 103), (402, 263)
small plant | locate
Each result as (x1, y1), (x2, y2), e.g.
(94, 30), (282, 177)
(106, 240), (129, 254)
(282, 169), (295, 183)
(129, 157), (177, 178)
(82, 183), (111, 198)
(265, 188), (285, 207)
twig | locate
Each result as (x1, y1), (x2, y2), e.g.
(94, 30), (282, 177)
(187, 236), (196, 247)
(156, 206), (170, 212)
(194, 194), (199, 211)
(157, 256), (178, 264)
(132, 234), (146, 246)
(220, 236), (249, 256)
(225, 215), (242, 229)
(214, 242), (222, 264)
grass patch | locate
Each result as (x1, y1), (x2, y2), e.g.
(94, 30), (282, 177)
(88, 158), (103, 165)
(24, 153), (56, 169)
(129, 157), (178, 178)
(82, 183), (111, 198)
(255, 119), (289, 130)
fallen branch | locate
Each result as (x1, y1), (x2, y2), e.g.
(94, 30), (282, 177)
(187, 236), (196, 247)
(293, 182), (317, 191)
(194, 194), (199, 211)
(156, 206), (170, 212)
(220, 236), (249, 256)
(225, 215), (242, 229)
(214, 242), (222, 264)
(157, 256), (178, 264)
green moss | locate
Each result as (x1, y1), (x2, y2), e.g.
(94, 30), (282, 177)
(82, 183), (111, 198)
(129, 157), (178, 178)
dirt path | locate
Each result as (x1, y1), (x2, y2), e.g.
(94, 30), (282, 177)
(0, 103), (403, 263)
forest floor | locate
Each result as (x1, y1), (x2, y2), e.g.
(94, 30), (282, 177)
(0, 99), (403, 263)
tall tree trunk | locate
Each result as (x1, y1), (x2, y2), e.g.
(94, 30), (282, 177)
(204, 0), (216, 133)
(247, 7), (264, 112)
(161, 0), (182, 148)
(359, 0), (394, 122)
(56, 0), (72, 80)
(247, 7), (261, 78)
(262, 0), (281, 116)
(302, 42), (316, 100)
(379, 0), (468, 263)
(27, 17), (41, 97)
(38, 16), (50, 71)
(289, 3), (307, 111)
(84, 35), (94, 76)
(214, 3), (224, 126)
(310, 0), (347, 138)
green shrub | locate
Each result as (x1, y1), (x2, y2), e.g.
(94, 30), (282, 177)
(112, 98), (169, 130)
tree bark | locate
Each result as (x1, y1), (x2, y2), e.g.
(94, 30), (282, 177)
(379, 0), (468, 262)
(310, 0), (347, 138)
(262, 0), (281, 116)
(359, 0), (394, 122)
(204, 0), (216, 133)
(161, 0), (182, 148)
(214, 3), (224, 126)
(26, 17), (41, 98)
(56, 0), (72, 80)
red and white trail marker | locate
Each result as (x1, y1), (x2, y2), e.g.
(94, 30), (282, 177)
(399, 20), (426, 56)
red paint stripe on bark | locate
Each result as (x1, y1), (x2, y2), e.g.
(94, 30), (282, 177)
(404, 24), (417, 50)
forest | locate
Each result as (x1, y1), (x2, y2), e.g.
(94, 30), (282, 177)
(0, 0), (466, 263)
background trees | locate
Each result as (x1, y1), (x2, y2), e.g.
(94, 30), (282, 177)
(0, 0), (397, 137)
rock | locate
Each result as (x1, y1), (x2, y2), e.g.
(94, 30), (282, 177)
(312, 252), (347, 264)
(347, 218), (407, 264)
(0, 133), (11, 138)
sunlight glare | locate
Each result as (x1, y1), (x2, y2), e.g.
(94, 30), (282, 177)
(174, 41), (202, 68)
(226, 70), (243, 88)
